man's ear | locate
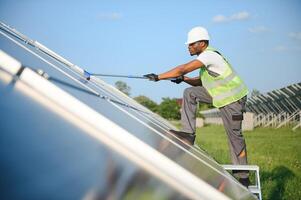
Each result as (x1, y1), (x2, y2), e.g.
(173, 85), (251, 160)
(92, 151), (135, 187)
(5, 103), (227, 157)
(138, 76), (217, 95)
(200, 41), (206, 48)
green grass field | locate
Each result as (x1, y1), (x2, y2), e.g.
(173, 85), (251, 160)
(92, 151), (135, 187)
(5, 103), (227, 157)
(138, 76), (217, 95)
(195, 125), (301, 200)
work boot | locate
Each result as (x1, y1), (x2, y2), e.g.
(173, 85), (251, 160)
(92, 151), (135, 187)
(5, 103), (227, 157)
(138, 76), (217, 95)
(238, 177), (250, 188)
(169, 130), (195, 145)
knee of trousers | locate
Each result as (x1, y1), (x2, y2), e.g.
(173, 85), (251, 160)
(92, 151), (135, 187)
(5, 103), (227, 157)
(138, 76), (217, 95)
(183, 87), (195, 100)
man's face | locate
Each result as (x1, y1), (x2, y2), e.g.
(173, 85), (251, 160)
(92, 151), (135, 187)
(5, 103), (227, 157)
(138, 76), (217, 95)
(188, 41), (202, 56)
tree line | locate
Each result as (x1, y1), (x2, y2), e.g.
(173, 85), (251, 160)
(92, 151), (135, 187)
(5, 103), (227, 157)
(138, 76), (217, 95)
(115, 81), (181, 120)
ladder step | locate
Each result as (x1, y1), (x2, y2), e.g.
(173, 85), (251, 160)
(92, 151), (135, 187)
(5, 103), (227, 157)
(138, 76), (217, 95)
(248, 185), (260, 194)
(222, 164), (259, 171)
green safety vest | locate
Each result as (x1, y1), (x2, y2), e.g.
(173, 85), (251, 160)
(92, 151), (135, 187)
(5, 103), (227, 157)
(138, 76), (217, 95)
(199, 47), (248, 108)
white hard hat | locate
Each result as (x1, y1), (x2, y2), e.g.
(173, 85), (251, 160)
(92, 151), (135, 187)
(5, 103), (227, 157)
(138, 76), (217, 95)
(185, 26), (210, 45)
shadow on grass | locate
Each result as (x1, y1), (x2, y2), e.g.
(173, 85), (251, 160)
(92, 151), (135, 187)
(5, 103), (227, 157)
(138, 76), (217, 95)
(261, 166), (294, 200)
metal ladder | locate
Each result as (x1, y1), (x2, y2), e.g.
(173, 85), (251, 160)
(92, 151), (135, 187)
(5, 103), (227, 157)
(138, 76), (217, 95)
(222, 165), (262, 200)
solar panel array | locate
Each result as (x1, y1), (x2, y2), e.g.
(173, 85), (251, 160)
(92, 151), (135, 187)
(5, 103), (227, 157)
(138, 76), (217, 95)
(246, 83), (301, 130)
(0, 21), (257, 199)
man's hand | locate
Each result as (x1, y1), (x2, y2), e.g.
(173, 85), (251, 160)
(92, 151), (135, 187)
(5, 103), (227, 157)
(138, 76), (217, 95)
(171, 75), (184, 84)
(143, 73), (159, 81)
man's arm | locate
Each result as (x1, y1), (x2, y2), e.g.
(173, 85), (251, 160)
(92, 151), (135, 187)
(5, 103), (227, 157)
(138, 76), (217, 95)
(158, 59), (204, 80)
(183, 76), (202, 86)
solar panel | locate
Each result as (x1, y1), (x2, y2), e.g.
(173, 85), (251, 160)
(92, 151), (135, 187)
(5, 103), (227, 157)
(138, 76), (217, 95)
(245, 77), (300, 129)
(0, 21), (257, 199)
(247, 83), (301, 115)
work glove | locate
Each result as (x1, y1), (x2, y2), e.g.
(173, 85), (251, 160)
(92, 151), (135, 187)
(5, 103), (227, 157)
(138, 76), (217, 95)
(143, 73), (159, 81)
(171, 75), (184, 84)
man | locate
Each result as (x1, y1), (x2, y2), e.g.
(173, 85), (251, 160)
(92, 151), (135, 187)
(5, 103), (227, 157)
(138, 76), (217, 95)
(144, 26), (250, 187)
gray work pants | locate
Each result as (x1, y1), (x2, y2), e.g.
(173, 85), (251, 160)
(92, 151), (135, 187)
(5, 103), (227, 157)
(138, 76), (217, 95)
(181, 86), (248, 178)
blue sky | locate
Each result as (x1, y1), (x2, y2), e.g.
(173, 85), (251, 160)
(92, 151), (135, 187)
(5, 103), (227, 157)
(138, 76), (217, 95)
(1, 0), (301, 103)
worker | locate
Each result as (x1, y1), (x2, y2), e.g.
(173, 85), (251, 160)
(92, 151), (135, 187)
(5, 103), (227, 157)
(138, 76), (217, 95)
(144, 26), (250, 187)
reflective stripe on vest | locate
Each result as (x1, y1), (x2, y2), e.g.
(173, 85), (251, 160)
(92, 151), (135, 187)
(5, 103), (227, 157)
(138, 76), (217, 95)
(214, 83), (246, 101)
(203, 71), (237, 89)
(200, 47), (248, 108)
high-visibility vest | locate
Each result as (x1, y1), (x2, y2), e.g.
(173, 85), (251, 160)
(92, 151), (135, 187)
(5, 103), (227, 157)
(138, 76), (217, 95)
(199, 47), (248, 108)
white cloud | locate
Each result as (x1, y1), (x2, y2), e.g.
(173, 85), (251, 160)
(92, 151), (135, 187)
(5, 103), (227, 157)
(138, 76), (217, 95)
(212, 15), (227, 23)
(248, 26), (269, 33)
(97, 12), (123, 20)
(273, 45), (288, 52)
(273, 44), (301, 52)
(212, 11), (250, 23)
(231, 11), (250, 20)
(288, 32), (301, 41)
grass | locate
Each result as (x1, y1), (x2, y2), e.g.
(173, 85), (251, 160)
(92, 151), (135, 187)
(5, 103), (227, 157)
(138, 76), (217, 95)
(195, 125), (301, 200)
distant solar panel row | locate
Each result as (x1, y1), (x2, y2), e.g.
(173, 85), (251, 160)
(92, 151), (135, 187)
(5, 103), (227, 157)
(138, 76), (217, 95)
(0, 21), (256, 199)
(246, 83), (301, 115)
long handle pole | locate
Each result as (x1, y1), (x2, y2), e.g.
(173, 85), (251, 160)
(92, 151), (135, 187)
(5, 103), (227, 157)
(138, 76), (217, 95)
(85, 71), (176, 81)
(91, 73), (147, 79)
